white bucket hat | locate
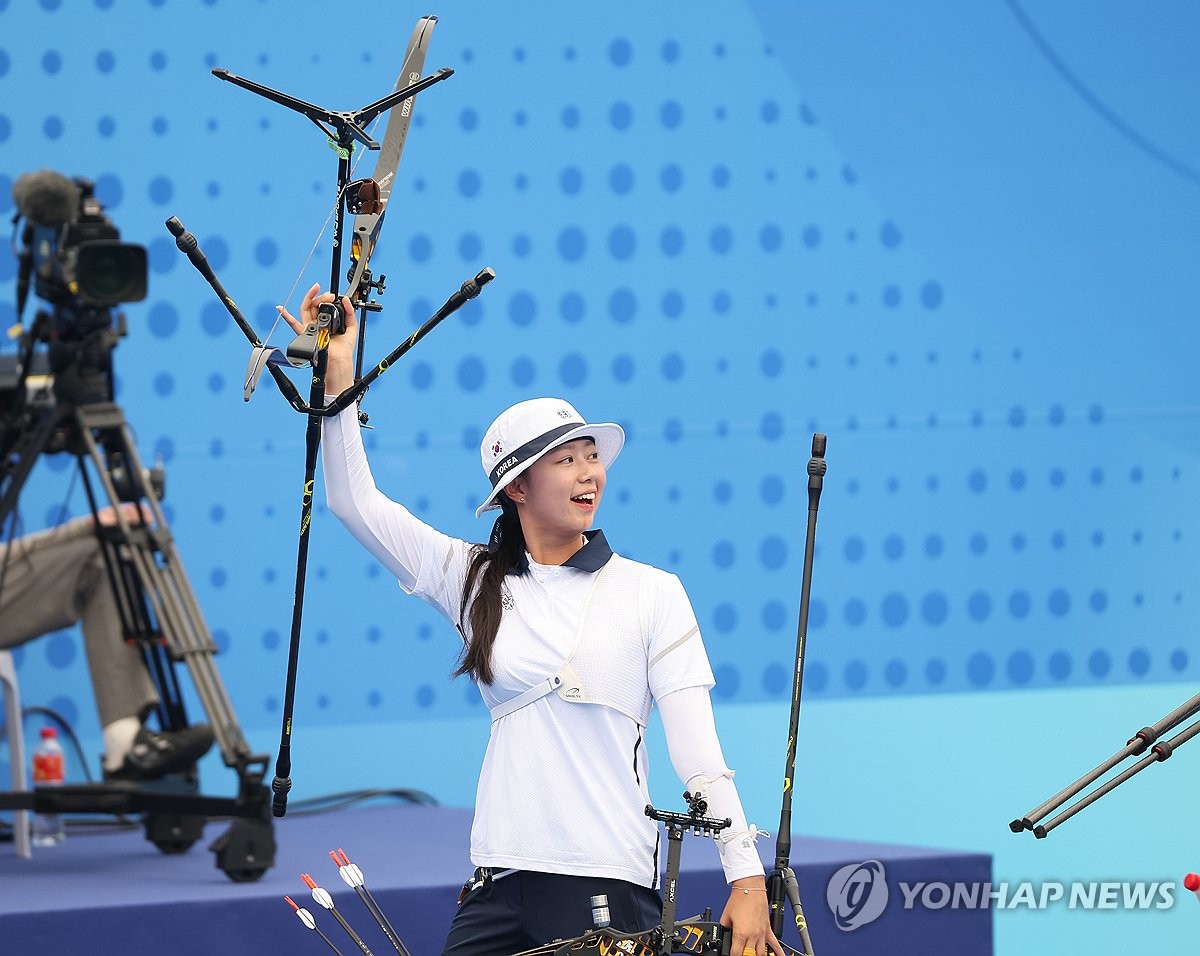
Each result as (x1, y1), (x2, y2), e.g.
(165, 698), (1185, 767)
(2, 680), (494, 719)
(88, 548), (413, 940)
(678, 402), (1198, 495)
(475, 397), (625, 518)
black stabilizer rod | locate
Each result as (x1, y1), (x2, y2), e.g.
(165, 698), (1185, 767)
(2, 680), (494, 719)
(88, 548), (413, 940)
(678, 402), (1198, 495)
(168, 218), (492, 422)
(767, 433), (825, 956)
(167, 215), (495, 421)
(211, 67), (453, 150)
(1012, 695), (1200, 834)
(324, 268), (496, 416)
(165, 216), (306, 412)
(1010, 691), (1200, 835)
(1033, 718), (1200, 838)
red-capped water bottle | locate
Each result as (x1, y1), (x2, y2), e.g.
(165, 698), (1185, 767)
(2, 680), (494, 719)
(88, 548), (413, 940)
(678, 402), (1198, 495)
(31, 726), (66, 846)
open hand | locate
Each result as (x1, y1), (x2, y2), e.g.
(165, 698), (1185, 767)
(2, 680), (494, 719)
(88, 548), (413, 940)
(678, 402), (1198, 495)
(277, 282), (358, 396)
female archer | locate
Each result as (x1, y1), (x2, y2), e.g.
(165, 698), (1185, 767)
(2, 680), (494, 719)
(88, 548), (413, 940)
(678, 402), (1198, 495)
(280, 284), (784, 956)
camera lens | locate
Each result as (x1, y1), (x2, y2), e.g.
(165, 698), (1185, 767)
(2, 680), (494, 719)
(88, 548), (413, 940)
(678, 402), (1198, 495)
(76, 241), (148, 305)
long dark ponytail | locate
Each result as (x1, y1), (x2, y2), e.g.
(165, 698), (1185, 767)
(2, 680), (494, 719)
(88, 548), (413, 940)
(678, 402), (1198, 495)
(455, 496), (525, 685)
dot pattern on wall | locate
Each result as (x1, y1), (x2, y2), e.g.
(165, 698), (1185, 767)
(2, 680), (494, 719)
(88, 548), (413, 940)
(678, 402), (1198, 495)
(0, 1), (1196, 746)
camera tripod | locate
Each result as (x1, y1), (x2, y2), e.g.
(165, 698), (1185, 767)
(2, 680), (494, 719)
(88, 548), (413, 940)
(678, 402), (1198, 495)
(0, 353), (275, 882)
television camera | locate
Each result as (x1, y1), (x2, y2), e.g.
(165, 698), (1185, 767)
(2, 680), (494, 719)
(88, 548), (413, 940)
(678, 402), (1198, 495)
(0, 170), (274, 882)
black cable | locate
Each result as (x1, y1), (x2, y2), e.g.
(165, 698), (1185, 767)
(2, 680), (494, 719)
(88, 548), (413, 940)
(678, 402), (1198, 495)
(0, 788), (439, 849)
(265, 787), (439, 816)
(2, 707), (438, 842)
(0, 784), (439, 845)
(2, 708), (443, 810)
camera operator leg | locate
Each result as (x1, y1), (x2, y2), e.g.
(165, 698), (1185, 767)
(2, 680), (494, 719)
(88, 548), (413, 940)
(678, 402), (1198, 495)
(0, 517), (213, 780)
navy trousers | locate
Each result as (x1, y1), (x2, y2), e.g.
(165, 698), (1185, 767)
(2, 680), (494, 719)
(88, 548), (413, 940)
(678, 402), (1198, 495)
(443, 870), (663, 956)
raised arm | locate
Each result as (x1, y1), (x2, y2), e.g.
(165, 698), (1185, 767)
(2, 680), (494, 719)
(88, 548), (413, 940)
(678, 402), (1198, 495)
(278, 285), (453, 594)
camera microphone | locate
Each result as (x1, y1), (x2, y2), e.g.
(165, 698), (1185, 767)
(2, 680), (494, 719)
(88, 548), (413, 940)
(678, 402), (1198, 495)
(12, 169), (79, 227)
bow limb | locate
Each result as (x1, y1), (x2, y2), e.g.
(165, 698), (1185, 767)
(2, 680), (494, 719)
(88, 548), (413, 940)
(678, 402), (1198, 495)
(345, 15), (440, 309)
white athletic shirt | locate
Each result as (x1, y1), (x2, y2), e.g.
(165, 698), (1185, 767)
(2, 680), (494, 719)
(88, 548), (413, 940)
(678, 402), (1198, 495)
(322, 406), (765, 887)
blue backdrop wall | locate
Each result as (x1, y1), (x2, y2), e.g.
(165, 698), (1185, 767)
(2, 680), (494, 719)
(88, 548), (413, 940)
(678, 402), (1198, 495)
(1, 2), (1198, 953)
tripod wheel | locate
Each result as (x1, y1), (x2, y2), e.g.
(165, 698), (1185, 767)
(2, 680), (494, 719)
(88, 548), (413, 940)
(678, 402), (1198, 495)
(223, 864), (270, 883)
(144, 810), (205, 855)
(209, 816), (276, 883)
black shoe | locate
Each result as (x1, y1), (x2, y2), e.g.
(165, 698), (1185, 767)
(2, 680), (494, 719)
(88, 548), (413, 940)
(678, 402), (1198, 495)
(104, 723), (215, 782)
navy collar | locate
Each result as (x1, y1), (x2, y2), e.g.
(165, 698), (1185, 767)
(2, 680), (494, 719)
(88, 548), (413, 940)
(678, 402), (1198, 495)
(510, 529), (613, 575)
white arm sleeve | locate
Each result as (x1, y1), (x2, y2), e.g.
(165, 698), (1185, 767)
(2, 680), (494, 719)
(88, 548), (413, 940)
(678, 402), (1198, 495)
(657, 684), (766, 882)
(321, 403), (446, 594)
